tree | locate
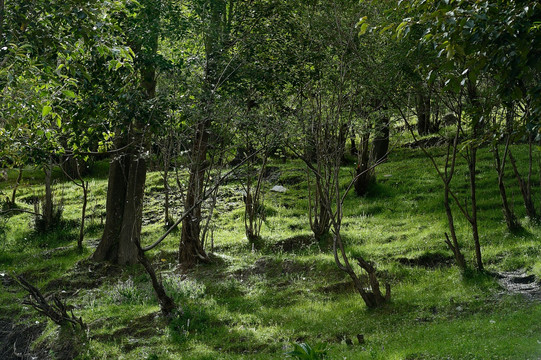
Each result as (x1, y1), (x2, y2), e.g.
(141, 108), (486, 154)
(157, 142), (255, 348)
(93, 0), (165, 265)
(0, 0), (124, 231)
(177, 0), (271, 266)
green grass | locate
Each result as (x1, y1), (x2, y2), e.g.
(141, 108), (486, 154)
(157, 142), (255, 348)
(1, 145), (541, 359)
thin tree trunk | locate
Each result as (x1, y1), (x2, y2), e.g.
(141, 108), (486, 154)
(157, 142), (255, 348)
(162, 138), (171, 226)
(164, 168), (170, 226)
(493, 139), (520, 231)
(178, 0), (226, 267)
(443, 186), (465, 269)
(468, 146), (483, 270)
(10, 168), (23, 204)
(78, 181), (88, 250)
(137, 244), (176, 317)
(350, 137), (357, 156)
(509, 149), (537, 221)
(43, 160), (54, 231)
(442, 125), (466, 269)
(466, 80), (483, 271)
(416, 91), (431, 136)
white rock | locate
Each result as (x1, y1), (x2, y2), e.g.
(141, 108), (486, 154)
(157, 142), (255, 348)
(270, 185), (287, 193)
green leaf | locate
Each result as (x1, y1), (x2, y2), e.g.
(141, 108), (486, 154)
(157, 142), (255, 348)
(56, 116), (62, 128)
(359, 23), (369, 36)
(42, 105), (52, 117)
(62, 90), (76, 98)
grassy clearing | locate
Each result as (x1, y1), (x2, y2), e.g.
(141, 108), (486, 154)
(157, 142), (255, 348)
(1, 143), (541, 359)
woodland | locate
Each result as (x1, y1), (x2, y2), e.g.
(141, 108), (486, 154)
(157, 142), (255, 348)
(1, 0), (541, 359)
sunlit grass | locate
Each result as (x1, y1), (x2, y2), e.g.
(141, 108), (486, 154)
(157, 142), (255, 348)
(1, 143), (541, 359)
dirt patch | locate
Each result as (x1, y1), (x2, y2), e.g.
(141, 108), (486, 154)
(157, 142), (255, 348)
(44, 260), (121, 294)
(271, 235), (316, 252)
(496, 271), (541, 300)
(0, 317), (47, 360)
(397, 252), (453, 268)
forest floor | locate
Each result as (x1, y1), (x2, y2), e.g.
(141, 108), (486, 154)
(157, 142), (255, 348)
(1, 142), (541, 359)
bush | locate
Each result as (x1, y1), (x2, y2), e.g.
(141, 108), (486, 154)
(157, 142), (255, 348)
(286, 342), (327, 360)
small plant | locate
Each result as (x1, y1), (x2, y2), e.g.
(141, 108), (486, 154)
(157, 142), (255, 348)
(110, 277), (151, 305)
(286, 342), (327, 360)
(162, 277), (205, 303)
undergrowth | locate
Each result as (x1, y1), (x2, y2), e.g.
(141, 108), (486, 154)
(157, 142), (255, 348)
(1, 145), (541, 359)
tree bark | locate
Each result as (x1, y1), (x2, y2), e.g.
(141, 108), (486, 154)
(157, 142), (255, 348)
(466, 81), (483, 271)
(78, 180), (88, 250)
(416, 91), (431, 136)
(118, 153), (147, 264)
(509, 148), (537, 221)
(179, 120), (210, 266)
(493, 140), (520, 231)
(10, 167), (23, 204)
(92, 148), (132, 263)
(468, 146), (483, 271)
(370, 116), (390, 163)
(443, 187), (465, 269)
(137, 245), (176, 317)
(178, 0), (227, 267)
(354, 132), (374, 196)
(42, 160), (54, 231)
(93, 0), (159, 264)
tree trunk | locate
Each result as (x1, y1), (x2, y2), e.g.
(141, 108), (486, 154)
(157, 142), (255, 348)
(164, 167), (170, 226)
(493, 141), (520, 231)
(43, 161), (54, 231)
(118, 154), (147, 264)
(93, 146), (147, 265)
(178, 0), (227, 267)
(93, 0), (158, 263)
(370, 116), (390, 163)
(137, 245), (176, 317)
(350, 137), (357, 157)
(469, 152), (483, 271)
(354, 133), (374, 196)
(443, 185), (466, 270)
(10, 167), (23, 204)
(93, 148), (132, 263)
(78, 180), (88, 250)
(309, 177), (331, 240)
(179, 120), (210, 267)
(509, 148), (537, 221)
(416, 91), (431, 136)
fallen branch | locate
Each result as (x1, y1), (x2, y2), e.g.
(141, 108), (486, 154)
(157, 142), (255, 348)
(0, 208), (43, 217)
(15, 275), (85, 330)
